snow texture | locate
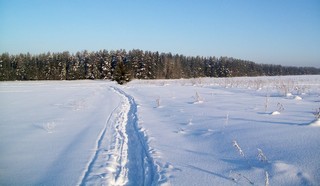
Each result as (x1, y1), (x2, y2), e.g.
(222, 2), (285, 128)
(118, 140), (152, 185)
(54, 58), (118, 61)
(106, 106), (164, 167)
(1, 75), (320, 185)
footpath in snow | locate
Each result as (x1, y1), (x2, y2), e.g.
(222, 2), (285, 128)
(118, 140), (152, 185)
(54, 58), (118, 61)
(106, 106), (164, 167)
(79, 86), (159, 186)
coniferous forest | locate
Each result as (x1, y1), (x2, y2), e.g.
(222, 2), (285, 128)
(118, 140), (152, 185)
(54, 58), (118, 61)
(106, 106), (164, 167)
(1, 49), (319, 84)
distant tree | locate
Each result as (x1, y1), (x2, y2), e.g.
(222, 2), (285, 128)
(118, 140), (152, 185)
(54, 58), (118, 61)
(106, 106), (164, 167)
(113, 56), (131, 85)
(0, 53), (11, 80)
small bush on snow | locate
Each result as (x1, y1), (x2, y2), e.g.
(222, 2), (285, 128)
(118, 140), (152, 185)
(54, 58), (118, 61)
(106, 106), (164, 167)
(257, 148), (268, 162)
(313, 107), (320, 119)
(277, 102), (284, 112)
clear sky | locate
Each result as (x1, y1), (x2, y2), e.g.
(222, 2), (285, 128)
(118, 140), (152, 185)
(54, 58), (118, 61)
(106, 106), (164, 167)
(1, 0), (319, 67)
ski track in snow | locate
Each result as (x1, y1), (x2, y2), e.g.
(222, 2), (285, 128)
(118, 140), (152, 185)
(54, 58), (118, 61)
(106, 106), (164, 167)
(78, 86), (159, 186)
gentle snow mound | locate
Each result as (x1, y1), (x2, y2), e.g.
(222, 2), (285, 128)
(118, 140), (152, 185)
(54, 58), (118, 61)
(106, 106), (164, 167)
(294, 96), (302, 100)
(286, 93), (293, 97)
(271, 111), (281, 115)
(272, 161), (313, 185)
(310, 119), (320, 127)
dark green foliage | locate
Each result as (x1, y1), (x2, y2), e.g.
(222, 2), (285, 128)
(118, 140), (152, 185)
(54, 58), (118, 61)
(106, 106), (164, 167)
(0, 49), (319, 82)
(112, 56), (131, 85)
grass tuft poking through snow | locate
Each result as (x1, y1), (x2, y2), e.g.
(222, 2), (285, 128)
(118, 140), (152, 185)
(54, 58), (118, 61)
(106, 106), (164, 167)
(224, 112), (229, 128)
(156, 97), (161, 108)
(264, 94), (269, 112)
(310, 107), (320, 127)
(265, 171), (270, 186)
(271, 102), (285, 115)
(313, 107), (320, 119)
(42, 122), (56, 133)
(193, 91), (204, 103)
(232, 140), (245, 158)
(257, 148), (268, 163)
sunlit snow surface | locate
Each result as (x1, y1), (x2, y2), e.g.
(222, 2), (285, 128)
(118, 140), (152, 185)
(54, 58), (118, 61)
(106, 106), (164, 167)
(1, 76), (320, 185)
(0, 81), (121, 185)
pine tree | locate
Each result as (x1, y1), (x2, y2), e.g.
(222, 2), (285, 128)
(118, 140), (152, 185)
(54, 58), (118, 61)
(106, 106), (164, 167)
(113, 57), (131, 85)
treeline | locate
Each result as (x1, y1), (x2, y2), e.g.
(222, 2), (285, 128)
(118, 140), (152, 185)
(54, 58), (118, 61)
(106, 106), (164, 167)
(1, 49), (319, 83)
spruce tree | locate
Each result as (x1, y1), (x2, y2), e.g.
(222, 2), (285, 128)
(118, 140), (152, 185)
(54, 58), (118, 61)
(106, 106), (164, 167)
(113, 58), (131, 85)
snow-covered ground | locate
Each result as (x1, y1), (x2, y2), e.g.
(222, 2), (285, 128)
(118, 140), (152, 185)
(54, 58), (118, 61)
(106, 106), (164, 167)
(1, 76), (319, 185)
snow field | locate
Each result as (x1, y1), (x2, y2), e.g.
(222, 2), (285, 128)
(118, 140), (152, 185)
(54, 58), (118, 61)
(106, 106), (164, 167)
(123, 75), (320, 185)
(0, 81), (160, 186)
(1, 75), (320, 185)
(0, 81), (121, 185)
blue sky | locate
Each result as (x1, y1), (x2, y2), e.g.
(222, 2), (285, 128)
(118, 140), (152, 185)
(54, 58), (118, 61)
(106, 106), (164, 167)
(1, 0), (319, 67)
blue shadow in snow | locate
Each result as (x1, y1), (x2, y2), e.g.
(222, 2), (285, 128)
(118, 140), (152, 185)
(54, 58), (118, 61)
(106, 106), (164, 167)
(185, 164), (233, 182)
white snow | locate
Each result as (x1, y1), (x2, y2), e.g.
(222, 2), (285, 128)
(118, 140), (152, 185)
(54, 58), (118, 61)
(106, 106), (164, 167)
(271, 111), (281, 115)
(1, 75), (320, 185)
(310, 119), (320, 127)
(286, 92), (293, 97)
(0, 81), (122, 185)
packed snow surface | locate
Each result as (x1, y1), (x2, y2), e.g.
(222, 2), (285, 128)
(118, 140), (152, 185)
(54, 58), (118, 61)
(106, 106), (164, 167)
(1, 76), (320, 185)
